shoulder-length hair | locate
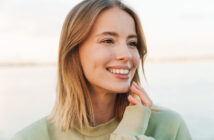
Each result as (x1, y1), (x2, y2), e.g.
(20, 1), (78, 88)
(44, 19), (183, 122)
(49, 0), (148, 131)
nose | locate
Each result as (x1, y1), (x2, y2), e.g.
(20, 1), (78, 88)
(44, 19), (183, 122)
(115, 42), (132, 62)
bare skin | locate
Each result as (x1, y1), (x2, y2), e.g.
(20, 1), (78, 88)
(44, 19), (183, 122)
(91, 81), (153, 126)
(128, 81), (153, 109)
(90, 91), (116, 126)
(79, 8), (153, 126)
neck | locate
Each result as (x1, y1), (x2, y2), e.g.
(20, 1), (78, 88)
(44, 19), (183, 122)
(90, 89), (117, 126)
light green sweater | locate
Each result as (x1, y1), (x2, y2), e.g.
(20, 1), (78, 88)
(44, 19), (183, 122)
(11, 105), (192, 140)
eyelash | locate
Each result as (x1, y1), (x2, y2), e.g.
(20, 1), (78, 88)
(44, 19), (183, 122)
(128, 41), (138, 47)
(101, 39), (114, 44)
(100, 39), (138, 47)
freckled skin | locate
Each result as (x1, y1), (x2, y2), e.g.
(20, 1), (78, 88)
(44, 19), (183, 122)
(79, 8), (140, 95)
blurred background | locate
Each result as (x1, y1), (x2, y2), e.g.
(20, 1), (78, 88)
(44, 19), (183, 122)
(0, 0), (213, 139)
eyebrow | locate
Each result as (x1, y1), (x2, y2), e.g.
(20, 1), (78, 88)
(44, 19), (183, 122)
(96, 31), (137, 39)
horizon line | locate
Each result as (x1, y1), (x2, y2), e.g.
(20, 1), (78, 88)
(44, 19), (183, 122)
(0, 56), (214, 67)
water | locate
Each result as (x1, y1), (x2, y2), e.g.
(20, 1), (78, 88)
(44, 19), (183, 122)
(0, 61), (214, 140)
(144, 61), (214, 139)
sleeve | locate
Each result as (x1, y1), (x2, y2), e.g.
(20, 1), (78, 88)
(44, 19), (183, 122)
(175, 118), (192, 140)
(110, 105), (156, 140)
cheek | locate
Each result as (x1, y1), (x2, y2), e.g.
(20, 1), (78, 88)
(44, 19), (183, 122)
(132, 51), (140, 68)
(93, 49), (112, 67)
(82, 48), (113, 73)
(94, 48), (113, 65)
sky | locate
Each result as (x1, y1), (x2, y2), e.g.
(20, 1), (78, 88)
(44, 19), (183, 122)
(0, 0), (214, 63)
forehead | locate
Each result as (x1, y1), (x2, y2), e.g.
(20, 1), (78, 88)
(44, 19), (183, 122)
(90, 7), (136, 36)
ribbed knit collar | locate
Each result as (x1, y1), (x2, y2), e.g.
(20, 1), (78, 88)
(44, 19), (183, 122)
(74, 118), (119, 137)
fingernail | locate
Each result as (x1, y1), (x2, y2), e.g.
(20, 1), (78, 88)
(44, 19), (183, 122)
(131, 82), (136, 88)
(133, 81), (138, 86)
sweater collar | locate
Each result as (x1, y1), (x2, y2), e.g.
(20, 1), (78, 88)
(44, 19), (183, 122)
(74, 117), (119, 136)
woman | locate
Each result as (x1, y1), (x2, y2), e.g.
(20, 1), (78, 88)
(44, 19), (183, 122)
(12, 0), (192, 140)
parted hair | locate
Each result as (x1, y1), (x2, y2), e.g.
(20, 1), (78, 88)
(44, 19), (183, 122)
(49, 0), (148, 131)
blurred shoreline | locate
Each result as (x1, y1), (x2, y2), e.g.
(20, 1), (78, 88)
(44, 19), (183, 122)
(0, 56), (214, 67)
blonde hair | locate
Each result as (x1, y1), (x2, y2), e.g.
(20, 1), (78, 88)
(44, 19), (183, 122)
(49, 0), (148, 131)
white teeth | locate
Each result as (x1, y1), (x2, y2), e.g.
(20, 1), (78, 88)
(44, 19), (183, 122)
(108, 69), (129, 74)
(116, 69), (119, 73)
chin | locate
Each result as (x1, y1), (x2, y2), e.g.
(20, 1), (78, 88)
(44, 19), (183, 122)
(112, 86), (130, 93)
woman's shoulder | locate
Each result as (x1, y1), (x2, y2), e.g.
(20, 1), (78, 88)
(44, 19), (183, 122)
(150, 104), (184, 123)
(147, 104), (190, 138)
(11, 116), (50, 140)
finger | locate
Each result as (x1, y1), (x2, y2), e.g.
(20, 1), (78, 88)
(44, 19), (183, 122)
(128, 96), (134, 106)
(130, 83), (153, 109)
(130, 86), (146, 105)
(128, 95), (139, 106)
(133, 82), (151, 102)
(128, 95), (139, 105)
(129, 102), (135, 106)
(133, 82), (153, 107)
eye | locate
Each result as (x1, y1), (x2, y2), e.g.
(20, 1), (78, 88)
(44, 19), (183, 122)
(101, 39), (114, 44)
(128, 41), (138, 47)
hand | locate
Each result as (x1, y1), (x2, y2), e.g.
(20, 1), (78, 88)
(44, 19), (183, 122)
(128, 81), (153, 109)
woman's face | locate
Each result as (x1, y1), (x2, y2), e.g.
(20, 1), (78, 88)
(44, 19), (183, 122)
(79, 8), (140, 94)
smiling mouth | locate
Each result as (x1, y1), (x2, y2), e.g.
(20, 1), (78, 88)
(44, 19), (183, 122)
(106, 68), (130, 74)
(106, 68), (130, 80)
